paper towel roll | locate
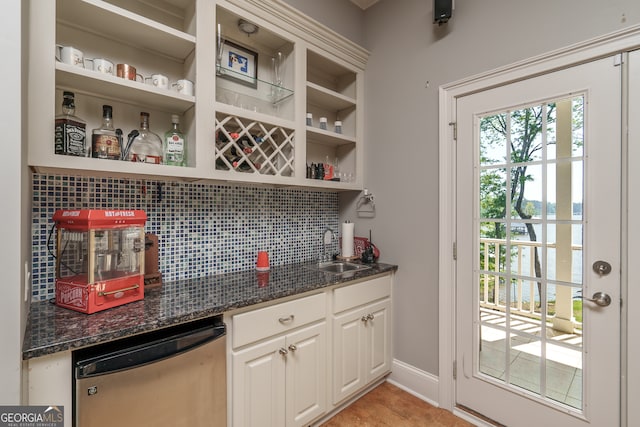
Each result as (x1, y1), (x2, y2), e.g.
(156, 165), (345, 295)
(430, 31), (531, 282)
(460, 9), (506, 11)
(341, 222), (355, 257)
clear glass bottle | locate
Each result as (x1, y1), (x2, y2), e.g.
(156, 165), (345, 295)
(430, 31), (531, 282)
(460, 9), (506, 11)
(128, 112), (163, 164)
(91, 105), (120, 160)
(55, 91), (87, 157)
(163, 114), (186, 166)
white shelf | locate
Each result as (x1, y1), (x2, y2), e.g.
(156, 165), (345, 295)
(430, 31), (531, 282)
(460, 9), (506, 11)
(56, 62), (195, 113)
(31, 154), (202, 181)
(306, 127), (355, 147)
(57, 0), (196, 60)
(306, 82), (356, 112)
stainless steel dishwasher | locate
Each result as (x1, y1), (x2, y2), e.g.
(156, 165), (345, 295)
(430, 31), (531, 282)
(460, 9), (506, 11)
(73, 316), (226, 427)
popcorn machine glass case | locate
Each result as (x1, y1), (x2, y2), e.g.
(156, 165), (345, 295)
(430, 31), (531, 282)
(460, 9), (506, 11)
(54, 210), (147, 314)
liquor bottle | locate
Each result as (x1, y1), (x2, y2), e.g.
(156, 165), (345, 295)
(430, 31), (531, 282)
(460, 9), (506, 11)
(91, 105), (121, 160)
(55, 91), (87, 156)
(127, 112), (163, 164)
(163, 115), (186, 166)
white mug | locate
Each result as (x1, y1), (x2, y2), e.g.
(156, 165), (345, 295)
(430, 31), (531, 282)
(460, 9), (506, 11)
(172, 79), (194, 96)
(56, 45), (84, 68)
(84, 58), (114, 75)
(145, 73), (169, 90)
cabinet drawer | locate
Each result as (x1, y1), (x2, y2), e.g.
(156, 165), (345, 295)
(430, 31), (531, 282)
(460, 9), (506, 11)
(333, 275), (391, 313)
(232, 293), (326, 348)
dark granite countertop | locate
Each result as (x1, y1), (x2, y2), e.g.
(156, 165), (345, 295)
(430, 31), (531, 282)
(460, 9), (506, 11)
(22, 261), (397, 360)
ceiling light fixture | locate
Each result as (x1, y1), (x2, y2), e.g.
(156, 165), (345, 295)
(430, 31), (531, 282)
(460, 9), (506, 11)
(238, 19), (258, 36)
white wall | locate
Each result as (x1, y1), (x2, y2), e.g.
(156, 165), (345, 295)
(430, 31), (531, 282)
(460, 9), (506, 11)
(0, 0), (27, 404)
(282, 0), (365, 46)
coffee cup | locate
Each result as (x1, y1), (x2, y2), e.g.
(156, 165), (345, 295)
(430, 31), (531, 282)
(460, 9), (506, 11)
(56, 45), (84, 68)
(84, 58), (114, 75)
(256, 251), (270, 271)
(116, 63), (143, 82)
(145, 73), (169, 90)
(171, 79), (194, 96)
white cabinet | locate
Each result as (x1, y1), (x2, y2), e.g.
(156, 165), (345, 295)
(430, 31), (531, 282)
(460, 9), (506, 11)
(27, 0), (368, 190)
(231, 293), (327, 427)
(331, 275), (392, 404)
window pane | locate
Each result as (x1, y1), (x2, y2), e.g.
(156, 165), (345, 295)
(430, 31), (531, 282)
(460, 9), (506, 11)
(480, 113), (508, 166)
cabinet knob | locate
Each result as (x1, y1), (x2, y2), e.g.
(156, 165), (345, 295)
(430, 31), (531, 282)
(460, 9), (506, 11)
(361, 315), (369, 323)
(288, 344), (297, 352)
(367, 313), (374, 321)
(279, 347), (288, 356)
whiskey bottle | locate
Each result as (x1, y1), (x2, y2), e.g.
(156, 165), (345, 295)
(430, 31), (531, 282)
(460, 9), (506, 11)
(127, 112), (163, 164)
(55, 91), (87, 156)
(91, 105), (121, 160)
(163, 114), (186, 166)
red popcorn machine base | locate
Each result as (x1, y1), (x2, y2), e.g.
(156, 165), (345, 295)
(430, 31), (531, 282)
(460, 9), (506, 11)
(53, 209), (147, 314)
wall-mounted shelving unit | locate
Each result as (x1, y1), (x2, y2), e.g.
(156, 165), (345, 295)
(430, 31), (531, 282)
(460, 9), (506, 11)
(28, 0), (368, 189)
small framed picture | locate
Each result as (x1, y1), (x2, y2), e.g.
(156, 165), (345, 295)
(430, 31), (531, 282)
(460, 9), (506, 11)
(219, 40), (258, 88)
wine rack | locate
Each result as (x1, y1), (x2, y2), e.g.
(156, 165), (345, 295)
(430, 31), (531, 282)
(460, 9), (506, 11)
(214, 113), (295, 177)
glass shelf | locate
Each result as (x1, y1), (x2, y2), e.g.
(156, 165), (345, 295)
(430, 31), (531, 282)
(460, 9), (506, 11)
(216, 66), (293, 106)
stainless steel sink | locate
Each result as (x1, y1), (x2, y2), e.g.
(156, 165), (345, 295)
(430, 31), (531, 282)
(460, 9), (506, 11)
(306, 261), (371, 275)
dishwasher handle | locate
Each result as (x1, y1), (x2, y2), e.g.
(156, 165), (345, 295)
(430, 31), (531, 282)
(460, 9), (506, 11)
(76, 323), (225, 379)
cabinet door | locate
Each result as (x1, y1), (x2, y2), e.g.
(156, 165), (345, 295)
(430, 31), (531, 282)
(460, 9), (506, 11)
(332, 306), (367, 404)
(364, 299), (392, 382)
(232, 335), (286, 427)
(285, 322), (327, 427)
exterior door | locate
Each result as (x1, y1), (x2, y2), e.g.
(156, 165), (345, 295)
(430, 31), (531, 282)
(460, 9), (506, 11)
(455, 56), (621, 426)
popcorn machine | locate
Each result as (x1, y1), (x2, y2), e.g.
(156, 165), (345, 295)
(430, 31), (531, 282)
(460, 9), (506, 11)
(53, 210), (147, 314)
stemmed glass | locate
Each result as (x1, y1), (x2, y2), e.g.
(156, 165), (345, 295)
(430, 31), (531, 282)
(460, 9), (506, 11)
(216, 24), (225, 75)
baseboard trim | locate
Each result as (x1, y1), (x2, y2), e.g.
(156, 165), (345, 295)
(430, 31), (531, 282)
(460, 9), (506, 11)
(387, 359), (440, 407)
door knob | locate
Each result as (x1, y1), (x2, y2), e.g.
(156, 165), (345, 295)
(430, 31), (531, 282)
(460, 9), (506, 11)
(582, 291), (612, 307)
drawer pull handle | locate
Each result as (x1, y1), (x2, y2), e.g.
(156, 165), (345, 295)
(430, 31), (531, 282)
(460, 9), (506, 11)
(279, 315), (295, 324)
(98, 284), (140, 297)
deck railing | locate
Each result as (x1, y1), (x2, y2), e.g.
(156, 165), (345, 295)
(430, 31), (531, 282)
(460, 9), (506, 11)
(479, 238), (582, 320)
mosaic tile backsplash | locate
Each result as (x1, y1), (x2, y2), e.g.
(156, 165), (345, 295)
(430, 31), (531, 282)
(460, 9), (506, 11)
(31, 174), (339, 301)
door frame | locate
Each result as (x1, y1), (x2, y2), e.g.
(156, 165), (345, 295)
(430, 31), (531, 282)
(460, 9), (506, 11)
(438, 24), (640, 425)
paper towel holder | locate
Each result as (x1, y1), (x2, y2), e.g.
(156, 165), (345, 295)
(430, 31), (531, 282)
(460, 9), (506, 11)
(357, 188), (376, 218)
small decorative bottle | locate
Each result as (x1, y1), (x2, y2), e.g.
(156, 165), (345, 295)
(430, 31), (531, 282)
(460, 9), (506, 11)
(128, 112), (163, 164)
(91, 105), (120, 160)
(55, 91), (87, 157)
(163, 114), (186, 166)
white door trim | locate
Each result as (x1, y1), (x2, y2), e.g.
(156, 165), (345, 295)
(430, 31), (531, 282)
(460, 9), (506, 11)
(438, 23), (640, 420)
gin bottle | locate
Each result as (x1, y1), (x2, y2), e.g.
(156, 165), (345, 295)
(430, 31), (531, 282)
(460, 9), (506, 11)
(163, 114), (186, 166)
(55, 91), (87, 156)
(128, 112), (163, 164)
(91, 105), (121, 160)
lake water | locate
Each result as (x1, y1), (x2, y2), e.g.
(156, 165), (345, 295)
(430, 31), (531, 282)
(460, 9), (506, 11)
(499, 219), (583, 303)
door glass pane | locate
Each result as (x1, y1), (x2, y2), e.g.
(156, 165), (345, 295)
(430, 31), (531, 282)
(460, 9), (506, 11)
(480, 169), (507, 219)
(510, 335), (541, 395)
(477, 95), (584, 410)
(480, 112), (508, 166)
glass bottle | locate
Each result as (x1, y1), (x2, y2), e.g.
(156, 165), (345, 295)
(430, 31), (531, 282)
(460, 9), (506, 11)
(91, 105), (120, 160)
(55, 91), (87, 157)
(128, 112), (163, 164)
(163, 114), (186, 166)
